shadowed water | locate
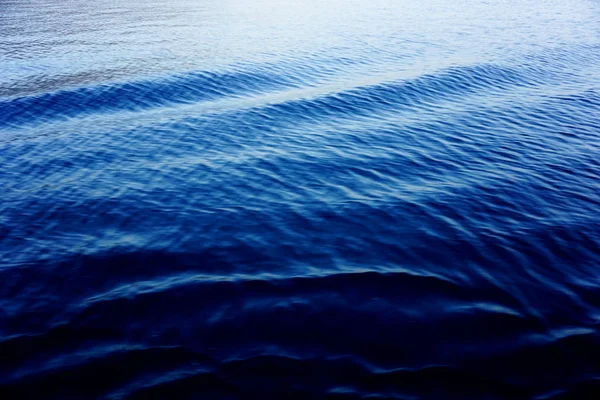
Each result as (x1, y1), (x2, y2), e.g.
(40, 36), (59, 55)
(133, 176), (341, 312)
(1, 0), (600, 399)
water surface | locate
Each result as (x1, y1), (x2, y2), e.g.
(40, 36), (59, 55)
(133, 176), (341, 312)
(1, 0), (600, 398)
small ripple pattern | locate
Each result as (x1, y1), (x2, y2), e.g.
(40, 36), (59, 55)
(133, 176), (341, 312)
(1, 0), (600, 399)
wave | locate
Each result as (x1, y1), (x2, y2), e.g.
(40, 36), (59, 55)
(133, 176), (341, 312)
(2, 330), (599, 399)
(0, 54), (570, 131)
(1, 236), (599, 396)
(0, 67), (298, 129)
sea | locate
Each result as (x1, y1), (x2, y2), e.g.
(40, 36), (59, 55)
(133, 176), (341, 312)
(1, 0), (600, 398)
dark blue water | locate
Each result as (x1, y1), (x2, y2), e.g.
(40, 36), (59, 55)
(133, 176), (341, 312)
(1, 0), (600, 398)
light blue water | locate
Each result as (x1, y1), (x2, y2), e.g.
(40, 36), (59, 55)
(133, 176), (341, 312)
(1, 0), (600, 398)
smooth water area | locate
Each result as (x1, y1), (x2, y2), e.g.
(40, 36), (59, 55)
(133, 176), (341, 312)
(1, 0), (600, 398)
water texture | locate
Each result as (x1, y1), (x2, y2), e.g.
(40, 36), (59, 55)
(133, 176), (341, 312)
(1, 0), (600, 398)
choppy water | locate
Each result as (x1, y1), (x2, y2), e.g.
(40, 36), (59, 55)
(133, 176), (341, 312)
(1, 0), (600, 398)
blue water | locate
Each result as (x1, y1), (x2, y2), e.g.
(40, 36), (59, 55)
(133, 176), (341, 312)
(1, 0), (600, 398)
